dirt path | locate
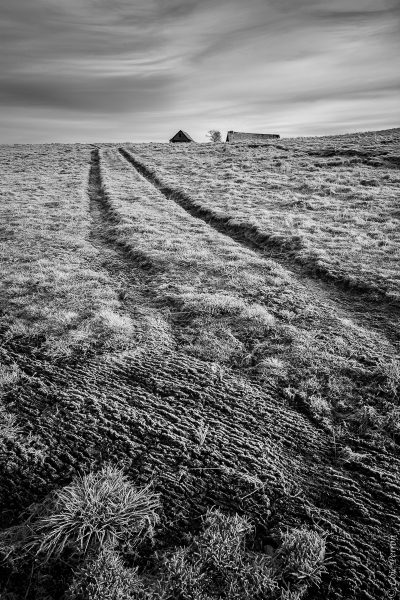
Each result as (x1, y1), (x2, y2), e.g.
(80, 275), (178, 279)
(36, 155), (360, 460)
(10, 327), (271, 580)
(119, 147), (399, 351)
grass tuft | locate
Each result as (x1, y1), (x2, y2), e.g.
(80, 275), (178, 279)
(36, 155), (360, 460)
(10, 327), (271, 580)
(271, 527), (327, 587)
(66, 545), (143, 600)
(153, 509), (326, 599)
(1, 465), (160, 561)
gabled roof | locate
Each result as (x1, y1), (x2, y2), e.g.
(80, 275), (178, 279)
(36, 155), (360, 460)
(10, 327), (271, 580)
(169, 130), (194, 142)
(179, 130), (194, 140)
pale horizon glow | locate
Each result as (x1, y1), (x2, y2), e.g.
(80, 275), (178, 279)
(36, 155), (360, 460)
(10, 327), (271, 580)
(1, 0), (399, 143)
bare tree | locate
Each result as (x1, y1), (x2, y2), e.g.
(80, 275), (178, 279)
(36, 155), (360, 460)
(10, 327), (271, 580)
(207, 130), (222, 142)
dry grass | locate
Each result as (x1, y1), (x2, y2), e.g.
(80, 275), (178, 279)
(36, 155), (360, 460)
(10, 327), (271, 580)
(98, 146), (399, 436)
(0, 465), (160, 561)
(2, 141), (396, 434)
(9, 496), (325, 600)
(0, 144), (137, 358)
(66, 546), (143, 600)
(0, 405), (22, 443)
(0, 136), (399, 600)
(152, 509), (326, 599)
(128, 128), (400, 302)
(272, 527), (327, 587)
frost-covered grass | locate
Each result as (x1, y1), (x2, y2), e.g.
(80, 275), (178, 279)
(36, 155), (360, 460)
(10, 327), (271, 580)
(128, 128), (400, 302)
(2, 472), (326, 600)
(98, 147), (399, 435)
(0, 144), (136, 358)
(0, 136), (399, 600)
(0, 465), (160, 561)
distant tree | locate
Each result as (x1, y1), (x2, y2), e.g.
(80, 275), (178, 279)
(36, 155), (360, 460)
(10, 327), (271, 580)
(207, 130), (222, 143)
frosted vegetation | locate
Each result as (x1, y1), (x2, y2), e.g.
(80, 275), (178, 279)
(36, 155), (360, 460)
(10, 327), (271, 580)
(0, 130), (399, 599)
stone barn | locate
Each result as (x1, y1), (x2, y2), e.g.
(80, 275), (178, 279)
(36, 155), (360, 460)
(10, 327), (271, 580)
(226, 131), (280, 142)
(169, 130), (195, 143)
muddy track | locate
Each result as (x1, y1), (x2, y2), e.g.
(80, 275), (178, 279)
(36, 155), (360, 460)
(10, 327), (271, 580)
(119, 147), (400, 349)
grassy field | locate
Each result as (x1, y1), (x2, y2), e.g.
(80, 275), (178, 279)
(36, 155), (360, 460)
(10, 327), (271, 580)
(0, 144), (139, 360)
(0, 131), (399, 600)
(127, 128), (400, 302)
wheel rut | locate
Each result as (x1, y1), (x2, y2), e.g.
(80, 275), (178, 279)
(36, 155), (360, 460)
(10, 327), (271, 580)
(2, 142), (399, 600)
(87, 148), (174, 351)
(119, 147), (400, 350)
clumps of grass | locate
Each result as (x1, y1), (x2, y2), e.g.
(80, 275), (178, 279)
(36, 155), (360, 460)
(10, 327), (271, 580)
(170, 292), (276, 366)
(379, 357), (400, 398)
(154, 509), (327, 599)
(188, 323), (246, 364)
(256, 356), (288, 381)
(0, 363), (22, 389)
(0, 470), (327, 600)
(344, 403), (400, 440)
(178, 292), (275, 328)
(272, 527), (327, 589)
(156, 509), (276, 599)
(308, 395), (332, 420)
(1, 465), (160, 562)
(66, 546), (144, 600)
(0, 363), (47, 463)
(179, 292), (247, 317)
(380, 407), (400, 438)
(347, 405), (382, 435)
(240, 304), (276, 327)
(0, 364), (24, 444)
(0, 405), (22, 444)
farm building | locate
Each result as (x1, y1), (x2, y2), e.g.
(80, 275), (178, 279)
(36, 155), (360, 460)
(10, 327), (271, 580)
(226, 131), (280, 142)
(169, 130), (194, 143)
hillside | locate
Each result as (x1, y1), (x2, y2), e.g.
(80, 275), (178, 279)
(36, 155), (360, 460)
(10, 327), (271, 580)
(0, 129), (399, 599)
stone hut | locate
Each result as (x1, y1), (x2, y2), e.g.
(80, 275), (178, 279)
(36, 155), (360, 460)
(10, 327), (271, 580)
(226, 131), (280, 142)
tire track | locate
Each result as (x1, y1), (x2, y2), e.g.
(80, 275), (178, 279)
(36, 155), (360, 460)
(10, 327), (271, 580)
(87, 148), (175, 352)
(2, 147), (399, 600)
(85, 148), (400, 600)
(2, 143), (399, 600)
(119, 147), (400, 349)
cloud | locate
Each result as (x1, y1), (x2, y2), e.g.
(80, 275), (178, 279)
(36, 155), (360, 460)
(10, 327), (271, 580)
(0, 0), (399, 142)
(0, 72), (175, 113)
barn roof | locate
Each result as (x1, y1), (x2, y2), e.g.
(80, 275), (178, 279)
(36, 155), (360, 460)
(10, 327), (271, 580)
(180, 130), (194, 140)
(169, 130), (195, 142)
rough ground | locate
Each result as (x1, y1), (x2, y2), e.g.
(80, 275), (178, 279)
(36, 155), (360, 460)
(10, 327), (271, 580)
(0, 134), (399, 599)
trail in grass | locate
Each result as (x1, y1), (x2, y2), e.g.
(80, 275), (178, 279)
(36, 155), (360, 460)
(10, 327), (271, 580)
(88, 146), (400, 599)
(87, 148), (174, 352)
(2, 144), (400, 600)
(119, 147), (400, 350)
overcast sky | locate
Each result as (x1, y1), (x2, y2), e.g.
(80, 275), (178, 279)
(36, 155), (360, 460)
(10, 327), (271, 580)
(1, 0), (399, 143)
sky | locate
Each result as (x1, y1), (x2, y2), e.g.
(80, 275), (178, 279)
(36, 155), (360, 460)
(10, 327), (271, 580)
(1, 0), (399, 143)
